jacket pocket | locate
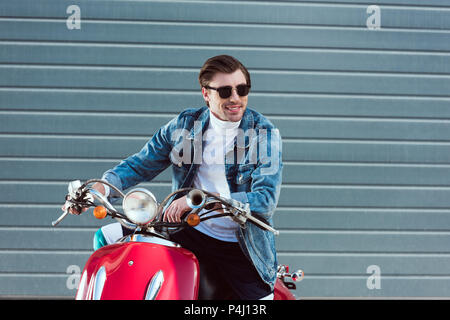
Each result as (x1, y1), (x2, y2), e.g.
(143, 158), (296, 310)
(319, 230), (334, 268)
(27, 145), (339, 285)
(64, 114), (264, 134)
(235, 164), (255, 185)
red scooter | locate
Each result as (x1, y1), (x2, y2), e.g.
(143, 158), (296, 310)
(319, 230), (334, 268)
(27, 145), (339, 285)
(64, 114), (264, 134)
(53, 179), (303, 300)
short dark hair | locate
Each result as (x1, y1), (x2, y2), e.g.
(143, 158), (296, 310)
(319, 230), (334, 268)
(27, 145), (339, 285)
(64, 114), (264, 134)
(198, 55), (251, 88)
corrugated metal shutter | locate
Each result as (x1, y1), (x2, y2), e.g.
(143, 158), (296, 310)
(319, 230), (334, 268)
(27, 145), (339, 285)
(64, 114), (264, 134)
(1, 0), (450, 298)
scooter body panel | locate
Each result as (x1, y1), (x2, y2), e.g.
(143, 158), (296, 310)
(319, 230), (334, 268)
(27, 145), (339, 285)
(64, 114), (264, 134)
(76, 241), (200, 300)
(273, 278), (297, 300)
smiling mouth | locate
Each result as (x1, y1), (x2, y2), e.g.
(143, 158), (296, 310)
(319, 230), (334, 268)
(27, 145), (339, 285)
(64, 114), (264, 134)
(225, 105), (242, 112)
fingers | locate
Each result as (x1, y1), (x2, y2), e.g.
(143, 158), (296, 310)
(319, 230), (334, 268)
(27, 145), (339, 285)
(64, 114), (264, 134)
(70, 208), (81, 215)
(213, 202), (225, 214)
(61, 203), (88, 216)
(164, 203), (183, 223)
(164, 195), (227, 223)
(61, 205), (78, 215)
(164, 196), (190, 223)
(208, 193), (224, 213)
(163, 205), (172, 222)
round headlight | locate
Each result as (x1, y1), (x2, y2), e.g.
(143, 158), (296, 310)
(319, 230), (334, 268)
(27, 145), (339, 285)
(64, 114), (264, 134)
(122, 188), (158, 226)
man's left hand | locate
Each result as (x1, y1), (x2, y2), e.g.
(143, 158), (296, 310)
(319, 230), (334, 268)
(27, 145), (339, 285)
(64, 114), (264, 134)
(164, 195), (191, 223)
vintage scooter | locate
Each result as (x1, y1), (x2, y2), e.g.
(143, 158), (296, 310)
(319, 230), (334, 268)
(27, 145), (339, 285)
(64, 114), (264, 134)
(52, 179), (304, 300)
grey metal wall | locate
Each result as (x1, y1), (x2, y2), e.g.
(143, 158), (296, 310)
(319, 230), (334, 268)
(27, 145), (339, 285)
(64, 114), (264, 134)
(1, 0), (450, 298)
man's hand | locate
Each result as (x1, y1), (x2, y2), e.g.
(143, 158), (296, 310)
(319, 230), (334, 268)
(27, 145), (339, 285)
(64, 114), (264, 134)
(61, 182), (105, 215)
(164, 192), (225, 223)
(164, 195), (191, 223)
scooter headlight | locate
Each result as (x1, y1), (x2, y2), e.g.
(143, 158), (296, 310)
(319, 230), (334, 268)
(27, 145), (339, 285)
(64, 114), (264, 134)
(122, 188), (158, 226)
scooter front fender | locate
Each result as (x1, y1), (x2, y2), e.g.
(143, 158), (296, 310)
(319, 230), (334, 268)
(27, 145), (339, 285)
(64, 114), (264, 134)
(76, 242), (200, 300)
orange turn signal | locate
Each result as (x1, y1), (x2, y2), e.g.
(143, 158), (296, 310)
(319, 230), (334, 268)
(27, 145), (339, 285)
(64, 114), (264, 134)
(93, 206), (107, 219)
(186, 213), (200, 227)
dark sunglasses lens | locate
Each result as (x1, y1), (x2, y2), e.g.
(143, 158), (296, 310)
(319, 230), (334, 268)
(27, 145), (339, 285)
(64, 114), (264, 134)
(237, 85), (250, 96)
(217, 87), (232, 99)
(215, 85), (250, 98)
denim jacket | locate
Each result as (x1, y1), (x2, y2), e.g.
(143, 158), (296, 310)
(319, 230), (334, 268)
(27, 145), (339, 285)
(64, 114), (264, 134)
(102, 106), (283, 289)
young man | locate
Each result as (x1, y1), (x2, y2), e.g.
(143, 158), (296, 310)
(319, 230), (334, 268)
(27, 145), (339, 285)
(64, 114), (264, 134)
(70, 55), (283, 299)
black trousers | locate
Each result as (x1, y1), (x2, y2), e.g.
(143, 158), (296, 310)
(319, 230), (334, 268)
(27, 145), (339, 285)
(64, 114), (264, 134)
(170, 227), (272, 300)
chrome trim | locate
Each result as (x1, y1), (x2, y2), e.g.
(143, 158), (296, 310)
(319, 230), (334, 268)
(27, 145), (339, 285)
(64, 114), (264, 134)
(186, 189), (206, 209)
(88, 188), (117, 214)
(75, 270), (88, 300)
(120, 234), (180, 248)
(145, 270), (164, 300)
(88, 187), (138, 231)
(92, 266), (107, 300)
(123, 188), (158, 226)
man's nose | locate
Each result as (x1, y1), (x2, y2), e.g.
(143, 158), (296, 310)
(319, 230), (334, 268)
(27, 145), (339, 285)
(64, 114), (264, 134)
(229, 88), (240, 102)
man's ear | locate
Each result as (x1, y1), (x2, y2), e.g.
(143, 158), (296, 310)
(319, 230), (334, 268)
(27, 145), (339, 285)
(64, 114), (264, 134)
(201, 87), (210, 104)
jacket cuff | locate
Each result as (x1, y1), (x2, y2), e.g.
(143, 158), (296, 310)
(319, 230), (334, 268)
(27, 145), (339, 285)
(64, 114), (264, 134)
(101, 171), (124, 203)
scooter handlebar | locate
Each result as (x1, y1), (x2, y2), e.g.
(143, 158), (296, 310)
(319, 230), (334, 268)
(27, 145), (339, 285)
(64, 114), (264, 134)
(191, 191), (280, 235)
(52, 209), (70, 227)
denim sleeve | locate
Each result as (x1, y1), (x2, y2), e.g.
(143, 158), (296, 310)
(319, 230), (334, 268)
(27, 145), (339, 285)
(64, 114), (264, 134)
(102, 117), (177, 195)
(230, 128), (283, 221)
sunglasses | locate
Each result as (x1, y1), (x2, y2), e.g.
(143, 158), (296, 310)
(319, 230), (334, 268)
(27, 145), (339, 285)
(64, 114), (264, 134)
(204, 84), (251, 99)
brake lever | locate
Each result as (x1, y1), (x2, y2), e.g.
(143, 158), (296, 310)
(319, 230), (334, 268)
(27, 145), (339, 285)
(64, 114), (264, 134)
(52, 180), (89, 227)
(52, 206), (70, 226)
(226, 201), (280, 236)
(234, 209), (280, 235)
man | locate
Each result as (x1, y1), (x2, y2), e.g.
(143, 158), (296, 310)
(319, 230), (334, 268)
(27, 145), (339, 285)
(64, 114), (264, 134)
(69, 55), (283, 300)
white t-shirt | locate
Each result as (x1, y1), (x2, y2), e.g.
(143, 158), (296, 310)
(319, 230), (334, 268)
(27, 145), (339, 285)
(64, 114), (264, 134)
(193, 111), (241, 242)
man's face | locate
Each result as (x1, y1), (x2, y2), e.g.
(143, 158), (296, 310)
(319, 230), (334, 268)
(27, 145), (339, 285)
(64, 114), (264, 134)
(201, 69), (248, 122)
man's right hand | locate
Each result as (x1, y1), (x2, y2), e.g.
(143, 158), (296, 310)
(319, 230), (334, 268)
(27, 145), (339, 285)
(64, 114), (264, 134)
(61, 182), (106, 215)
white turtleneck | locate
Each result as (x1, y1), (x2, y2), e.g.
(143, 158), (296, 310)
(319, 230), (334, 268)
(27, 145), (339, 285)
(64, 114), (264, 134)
(193, 110), (241, 242)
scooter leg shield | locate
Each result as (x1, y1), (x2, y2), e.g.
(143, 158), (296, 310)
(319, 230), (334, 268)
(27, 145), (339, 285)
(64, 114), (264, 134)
(93, 228), (108, 251)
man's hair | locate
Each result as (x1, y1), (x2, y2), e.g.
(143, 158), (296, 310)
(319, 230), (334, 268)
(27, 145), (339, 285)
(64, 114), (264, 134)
(198, 55), (251, 88)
